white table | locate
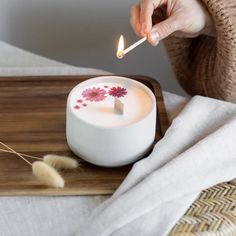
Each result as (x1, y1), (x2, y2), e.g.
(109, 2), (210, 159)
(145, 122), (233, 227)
(0, 41), (187, 236)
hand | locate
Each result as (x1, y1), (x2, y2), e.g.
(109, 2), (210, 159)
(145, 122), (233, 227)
(130, 0), (216, 46)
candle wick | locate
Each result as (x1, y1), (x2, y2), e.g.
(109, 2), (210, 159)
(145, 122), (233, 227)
(114, 97), (124, 115)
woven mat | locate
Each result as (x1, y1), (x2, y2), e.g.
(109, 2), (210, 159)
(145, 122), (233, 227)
(169, 181), (236, 235)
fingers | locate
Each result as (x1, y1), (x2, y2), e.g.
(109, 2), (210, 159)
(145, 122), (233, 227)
(148, 16), (180, 46)
(130, 0), (165, 37)
(140, 0), (155, 35)
(130, 0), (179, 45)
(130, 4), (143, 37)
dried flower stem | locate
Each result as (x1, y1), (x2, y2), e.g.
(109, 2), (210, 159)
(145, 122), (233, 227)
(0, 148), (42, 160)
(0, 142), (32, 166)
(0, 141), (67, 188)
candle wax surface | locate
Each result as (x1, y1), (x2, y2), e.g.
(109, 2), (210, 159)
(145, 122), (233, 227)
(70, 82), (153, 127)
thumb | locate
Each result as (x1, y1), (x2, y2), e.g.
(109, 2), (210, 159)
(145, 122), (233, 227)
(148, 17), (179, 46)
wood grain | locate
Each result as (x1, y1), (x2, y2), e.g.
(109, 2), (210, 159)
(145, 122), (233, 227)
(0, 75), (169, 196)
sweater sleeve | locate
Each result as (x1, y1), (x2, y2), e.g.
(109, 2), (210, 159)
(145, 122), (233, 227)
(164, 0), (236, 102)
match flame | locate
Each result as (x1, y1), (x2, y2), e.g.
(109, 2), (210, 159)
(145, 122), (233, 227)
(117, 35), (124, 59)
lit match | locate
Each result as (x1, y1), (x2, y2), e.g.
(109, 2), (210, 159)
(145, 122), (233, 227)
(117, 35), (147, 59)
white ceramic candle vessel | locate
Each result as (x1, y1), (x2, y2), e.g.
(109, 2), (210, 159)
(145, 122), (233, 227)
(66, 76), (157, 167)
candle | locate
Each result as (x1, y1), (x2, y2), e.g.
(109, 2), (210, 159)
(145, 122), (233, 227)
(66, 76), (156, 167)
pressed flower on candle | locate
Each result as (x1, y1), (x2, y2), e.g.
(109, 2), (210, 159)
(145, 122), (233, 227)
(108, 87), (127, 98)
(82, 87), (107, 102)
(73, 84), (128, 111)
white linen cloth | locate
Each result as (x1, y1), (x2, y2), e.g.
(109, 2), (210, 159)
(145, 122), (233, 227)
(77, 95), (236, 235)
(0, 41), (234, 236)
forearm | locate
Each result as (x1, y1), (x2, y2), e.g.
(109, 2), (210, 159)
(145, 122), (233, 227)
(164, 0), (236, 102)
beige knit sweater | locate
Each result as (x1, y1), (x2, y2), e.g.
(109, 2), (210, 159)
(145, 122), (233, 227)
(164, 0), (236, 103)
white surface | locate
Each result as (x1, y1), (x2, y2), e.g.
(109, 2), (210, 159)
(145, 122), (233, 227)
(0, 41), (187, 236)
(0, 0), (187, 95)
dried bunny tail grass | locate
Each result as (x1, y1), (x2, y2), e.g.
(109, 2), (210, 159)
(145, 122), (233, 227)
(43, 154), (79, 170)
(32, 161), (65, 188)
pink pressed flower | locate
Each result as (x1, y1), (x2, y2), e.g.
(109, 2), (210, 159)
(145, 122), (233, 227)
(108, 86), (127, 98)
(82, 87), (106, 102)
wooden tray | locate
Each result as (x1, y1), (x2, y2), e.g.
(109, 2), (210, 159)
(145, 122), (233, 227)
(0, 75), (168, 196)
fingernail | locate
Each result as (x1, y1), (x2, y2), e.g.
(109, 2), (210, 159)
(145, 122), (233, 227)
(149, 31), (160, 46)
(141, 24), (146, 35)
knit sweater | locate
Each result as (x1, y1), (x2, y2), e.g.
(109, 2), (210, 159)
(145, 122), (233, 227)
(164, 0), (236, 103)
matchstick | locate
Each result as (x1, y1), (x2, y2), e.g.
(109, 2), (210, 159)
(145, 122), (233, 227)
(117, 37), (147, 59)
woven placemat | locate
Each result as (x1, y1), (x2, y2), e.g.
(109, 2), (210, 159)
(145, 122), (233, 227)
(170, 181), (236, 235)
